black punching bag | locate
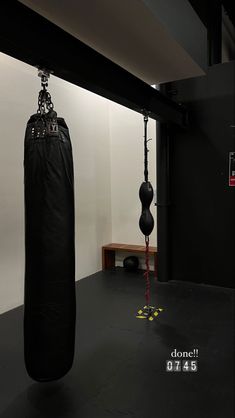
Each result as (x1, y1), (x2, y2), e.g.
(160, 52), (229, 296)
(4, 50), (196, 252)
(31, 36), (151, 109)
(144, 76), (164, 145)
(24, 106), (76, 381)
(139, 181), (154, 236)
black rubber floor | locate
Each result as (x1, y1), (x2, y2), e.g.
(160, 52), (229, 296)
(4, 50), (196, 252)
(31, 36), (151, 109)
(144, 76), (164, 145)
(0, 268), (234, 418)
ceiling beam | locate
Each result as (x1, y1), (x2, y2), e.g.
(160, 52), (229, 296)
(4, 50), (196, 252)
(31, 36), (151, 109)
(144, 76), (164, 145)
(0, 1), (187, 126)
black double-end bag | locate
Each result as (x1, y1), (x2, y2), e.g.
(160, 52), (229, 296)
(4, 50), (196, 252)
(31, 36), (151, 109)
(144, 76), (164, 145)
(24, 104), (76, 381)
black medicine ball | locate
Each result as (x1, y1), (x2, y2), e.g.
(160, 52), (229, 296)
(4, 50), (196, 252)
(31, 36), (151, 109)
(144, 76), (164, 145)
(123, 256), (139, 272)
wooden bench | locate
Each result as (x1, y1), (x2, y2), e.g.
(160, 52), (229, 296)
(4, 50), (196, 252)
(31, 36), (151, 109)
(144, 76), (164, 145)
(102, 243), (157, 276)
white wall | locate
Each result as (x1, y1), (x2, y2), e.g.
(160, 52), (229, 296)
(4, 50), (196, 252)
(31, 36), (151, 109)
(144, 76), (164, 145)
(0, 53), (112, 313)
(108, 102), (157, 268)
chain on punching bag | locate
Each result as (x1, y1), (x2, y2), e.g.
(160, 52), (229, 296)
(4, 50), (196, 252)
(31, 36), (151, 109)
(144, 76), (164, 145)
(24, 70), (76, 381)
(136, 114), (163, 321)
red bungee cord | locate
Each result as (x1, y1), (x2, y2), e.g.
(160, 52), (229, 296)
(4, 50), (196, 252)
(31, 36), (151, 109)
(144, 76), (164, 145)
(144, 236), (151, 306)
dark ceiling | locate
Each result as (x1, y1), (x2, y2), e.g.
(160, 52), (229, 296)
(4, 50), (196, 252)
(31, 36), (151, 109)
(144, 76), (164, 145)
(189, 0), (235, 28)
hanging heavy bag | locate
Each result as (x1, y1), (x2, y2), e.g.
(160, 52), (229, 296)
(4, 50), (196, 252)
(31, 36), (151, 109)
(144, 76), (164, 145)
(24, 73), (76, 381)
